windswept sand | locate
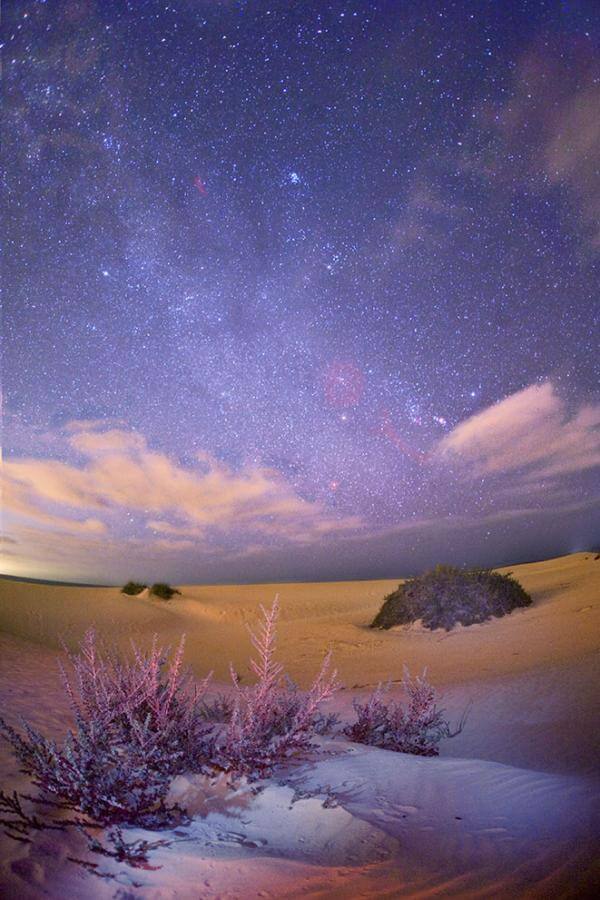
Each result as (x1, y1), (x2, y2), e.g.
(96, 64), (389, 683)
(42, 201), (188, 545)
(0, 552), (599, 898)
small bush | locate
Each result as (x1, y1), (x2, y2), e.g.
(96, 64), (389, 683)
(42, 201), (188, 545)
(199, 693), (236, 723)
(149, 583), (181, 601)
(199, 680), (340, 735)
(345, 669), (462, 756)
(371, 564), (532, 631)
(121, 581), (147, 596)
(0, 599), (339, 826)
(0, 630), (212, 825)
(213, 598), (339, 778)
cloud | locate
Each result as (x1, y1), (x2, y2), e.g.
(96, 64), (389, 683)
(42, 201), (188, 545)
(4, 389), (597, 581)
(1, 414), (130, 458)
(146, 519), (202, 537)
(64, 417), (128, 433)
(4, 458), (107, 510)
(1, 473), (108, 535)
(70, 428), (147, 455)
(1, 412), (66, 456)
(2, 425), (362, 549)
(544, 83), (600, 248)
(366, 175), (473, 273)
(435, 382), (600, 479)
(462, 35), (600, 249)
(0, 524), (210, 582)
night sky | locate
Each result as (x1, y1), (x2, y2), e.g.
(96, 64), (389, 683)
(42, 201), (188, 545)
(2, 0), (599, 584)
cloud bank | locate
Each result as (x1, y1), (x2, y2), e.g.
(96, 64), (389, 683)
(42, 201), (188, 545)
(2, 420), (361, 549)
(435, 383), (600, 480)
(2, 382), (598, 581)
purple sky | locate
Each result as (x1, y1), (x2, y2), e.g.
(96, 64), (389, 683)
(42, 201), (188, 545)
(2, 0), (599, 583)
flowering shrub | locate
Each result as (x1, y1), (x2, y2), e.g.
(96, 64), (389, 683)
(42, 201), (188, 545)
(200, 682), (339, 735)
(345, 668), (462, 756)
(0, 597), (459, 851)
(199, 692), (236, 722)
(214, 598), (339, 777)
(275, 677), (341, 736)
(0, 630), (212, 825)
(0, 600), (339, 826)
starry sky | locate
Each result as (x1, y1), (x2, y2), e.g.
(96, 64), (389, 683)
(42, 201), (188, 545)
(2, 0), (599, 584)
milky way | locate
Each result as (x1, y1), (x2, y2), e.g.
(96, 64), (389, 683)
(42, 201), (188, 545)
(2, 1), (599, 583)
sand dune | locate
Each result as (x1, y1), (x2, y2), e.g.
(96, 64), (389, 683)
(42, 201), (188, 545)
(0, 552), (599, 897)
(1, 552), (598, 688)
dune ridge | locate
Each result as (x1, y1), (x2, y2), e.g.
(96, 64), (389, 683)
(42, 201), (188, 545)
(0, 552), (598, 897)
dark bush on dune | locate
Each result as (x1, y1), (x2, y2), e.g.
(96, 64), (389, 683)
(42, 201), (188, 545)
(121, 581), (147, 595)
(370, 564), (532, 631)
(150, 582), (181, 600)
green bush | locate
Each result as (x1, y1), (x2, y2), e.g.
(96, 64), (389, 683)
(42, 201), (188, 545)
(370, 564), (532, 631)
(121, 581), (147, 596)
(149, 583), (181, 601)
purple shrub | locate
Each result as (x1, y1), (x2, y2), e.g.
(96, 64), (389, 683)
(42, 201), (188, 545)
(1, 598), (460, 847)
(215, 598), (339, 777)
(276, 677), (341, 736)
(345, 667), (461, 756)
(0, 629), (213, 824)
(0, 603), (339, 827)
(199, 692), (236, 723)
(199, 678), (340, 736)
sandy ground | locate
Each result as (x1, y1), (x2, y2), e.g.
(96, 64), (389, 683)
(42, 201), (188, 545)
(0, 552), (599, 898)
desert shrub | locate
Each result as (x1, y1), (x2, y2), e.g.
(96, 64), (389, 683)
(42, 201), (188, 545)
(0, 599), (339, 826)
(371, 564), (532, 631)
(0, 630), (212, 825)
(0, 788), (173, 876)
(272, 676), (342, 736)
(345, 669), (462, 756)
(199, 693), (236, 722)
(199, 678), (340, 736)
(149, 582), (181, 600)
(213, 598), (339, 777)
(121, 581), (147, 595)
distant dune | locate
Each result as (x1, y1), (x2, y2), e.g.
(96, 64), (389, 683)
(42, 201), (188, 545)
(1, 552), (598, 688)
(1, 552), (599, 897)
(0, 573), (113, 588)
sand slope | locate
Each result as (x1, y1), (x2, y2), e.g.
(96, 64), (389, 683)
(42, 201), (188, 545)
(1, 552), (598, 687)
(0, 552), (599, 897)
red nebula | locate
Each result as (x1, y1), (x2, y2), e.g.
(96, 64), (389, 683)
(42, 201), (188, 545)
(193, 176), (208, 196)
(378, 409), (429, 465)
(324, 361), (364, 408)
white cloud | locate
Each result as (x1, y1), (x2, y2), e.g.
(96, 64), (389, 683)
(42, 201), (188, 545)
(2, 426), (362, 549)
(435, 383), (600, 479)
(462, 37), (600, 250)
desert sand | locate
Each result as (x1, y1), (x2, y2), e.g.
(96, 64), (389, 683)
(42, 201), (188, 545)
(0, 552), (599, 898)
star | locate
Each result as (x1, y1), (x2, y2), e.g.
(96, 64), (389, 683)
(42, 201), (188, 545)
(2, 0), (597, 582)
